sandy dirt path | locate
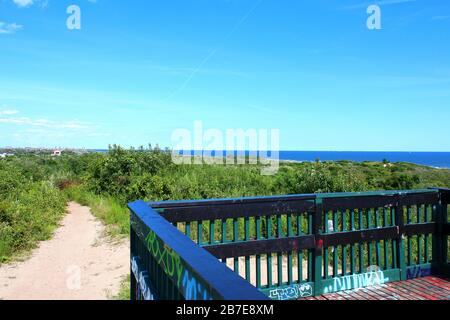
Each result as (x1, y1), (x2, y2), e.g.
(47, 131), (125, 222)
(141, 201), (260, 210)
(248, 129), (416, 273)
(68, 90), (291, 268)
(0, 202), (130, 300)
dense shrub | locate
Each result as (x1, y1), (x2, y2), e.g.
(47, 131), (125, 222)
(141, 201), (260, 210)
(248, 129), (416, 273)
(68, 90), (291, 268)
(0, 180), (66, 262)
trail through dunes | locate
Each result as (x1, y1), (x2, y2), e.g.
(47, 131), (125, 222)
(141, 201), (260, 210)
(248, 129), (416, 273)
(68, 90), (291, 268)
(0, 202), (129, 300)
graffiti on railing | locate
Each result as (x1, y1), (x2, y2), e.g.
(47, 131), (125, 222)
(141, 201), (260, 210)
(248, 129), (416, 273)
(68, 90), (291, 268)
(268, 283), (313, 300)
(145, 230), (184, 287)
(407, 265), (431, 280)
(323, 266), (389, 294)
(131, 256), (155, 300)
(145, 230), (214, 300)
(182, 270), (213, 300)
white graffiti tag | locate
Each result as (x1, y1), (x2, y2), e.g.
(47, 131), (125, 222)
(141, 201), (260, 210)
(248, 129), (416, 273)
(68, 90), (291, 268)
(269, 283), (313, 300)
(323, 267), (389, 294)
(131, 256), (155, 300)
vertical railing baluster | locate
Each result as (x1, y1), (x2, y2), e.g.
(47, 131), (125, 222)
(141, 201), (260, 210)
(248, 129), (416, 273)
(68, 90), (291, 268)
(323, 210), (329, 279)
(287, 214), (293, 284)
(418, 205), (423, 265)
(198, 220), (203, 245)
(395, 203), (407, 281)
(210, 220), (215, 245)
(391, 207), (398, 269)
(350, 209), (356, 275)
(256, 216), (261, 288)
(297, 213), (303, 283)
(245, 216), (250, 282)
(296, 213), (303, 283)
(383, 207), (389, 269)
(308, 213), (313, 282)
(333, 210), (338, 276)
(359, 209), (364, 272)
(267, 252), (273, 288)
(267, 216), (273, 288)
(276, 215), (283, 286)
(277, 253), (283, 286)
(221, 219), (227, 244)
(375, 208), (381, 267)
(367, 208), (373, 267)
(407, 206), (413, 265)
(342, 209), (347, 275)
(186, 221), (191, 239)
(233, 218), (239, 274)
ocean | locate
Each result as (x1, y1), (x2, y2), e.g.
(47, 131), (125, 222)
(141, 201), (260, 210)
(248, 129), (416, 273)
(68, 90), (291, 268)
(93, 150), (450, 169)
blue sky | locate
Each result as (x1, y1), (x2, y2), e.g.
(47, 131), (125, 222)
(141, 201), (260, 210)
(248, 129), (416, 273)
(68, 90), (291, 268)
(0, 0), (449, 151)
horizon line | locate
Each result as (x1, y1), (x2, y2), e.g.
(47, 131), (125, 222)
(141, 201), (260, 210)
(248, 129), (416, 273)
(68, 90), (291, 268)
(2, 147), (450, 153)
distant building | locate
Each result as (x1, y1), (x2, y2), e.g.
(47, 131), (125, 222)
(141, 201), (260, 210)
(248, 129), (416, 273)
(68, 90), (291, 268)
(0, 153), (13, 158)
(52, 150), (62, 157)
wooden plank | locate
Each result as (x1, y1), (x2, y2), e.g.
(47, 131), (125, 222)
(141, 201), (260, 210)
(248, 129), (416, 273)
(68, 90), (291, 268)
(410, 278), (450, 298)
(397, 280), (440, 300)
(151, 193), (316, 208)
(320, 226), (399, 247)
(398, 192), (439, 207)
(403, 222), (437, 236)
(158, 198), (315, 223)
(203, 235), (315, 259)
(322, 195), (398, 211)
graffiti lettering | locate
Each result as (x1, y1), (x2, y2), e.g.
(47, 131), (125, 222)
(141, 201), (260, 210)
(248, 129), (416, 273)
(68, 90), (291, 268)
(269, 283), (313, 300)
(145, 230), (184, 287)
(323, 267), (389, 294)
(131, 256), (154, 300)
(182, 270), (213, 300)
(144, 230), (214, 300)
(407, 266), (431, 280)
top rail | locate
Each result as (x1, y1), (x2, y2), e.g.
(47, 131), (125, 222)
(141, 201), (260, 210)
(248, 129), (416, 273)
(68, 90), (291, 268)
(150, 189), (437, 209)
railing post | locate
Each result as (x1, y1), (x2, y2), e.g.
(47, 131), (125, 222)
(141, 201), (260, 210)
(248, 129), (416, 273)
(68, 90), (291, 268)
(442, 191), (449, 274)
(432, 189), (448, 275)
(394, 199), (407, 281)
(313, 197), (323, 295)
(431, 203), (442, 274)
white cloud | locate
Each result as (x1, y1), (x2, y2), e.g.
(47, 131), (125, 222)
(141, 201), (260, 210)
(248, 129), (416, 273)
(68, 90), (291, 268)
(0, 21), (23, 34)
(12, 0), (96, 8)
(12, 0), (49, 8)
(13, 0), (34, 8)
(0, 109), (19, 116)
(0, 112), (90, 130)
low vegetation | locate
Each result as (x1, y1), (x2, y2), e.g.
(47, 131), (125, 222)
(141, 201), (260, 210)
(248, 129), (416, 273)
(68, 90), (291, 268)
(0, 159), (67, 263)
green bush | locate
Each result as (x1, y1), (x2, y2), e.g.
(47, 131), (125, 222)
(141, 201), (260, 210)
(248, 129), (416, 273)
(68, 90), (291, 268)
(0, 181), (67, 263)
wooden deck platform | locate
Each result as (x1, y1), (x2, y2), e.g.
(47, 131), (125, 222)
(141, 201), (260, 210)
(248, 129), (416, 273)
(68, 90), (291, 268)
(303, 276), (450, 300)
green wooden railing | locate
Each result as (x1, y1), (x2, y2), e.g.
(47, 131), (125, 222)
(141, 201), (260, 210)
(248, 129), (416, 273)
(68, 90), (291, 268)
(130, 188), (450, 300)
